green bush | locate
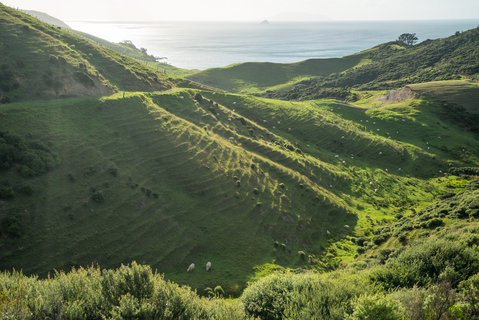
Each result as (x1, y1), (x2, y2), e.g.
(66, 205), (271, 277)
(372, 236), (479, 289)
(347, 294), (404, 320)
(242, 273), (296, 320)
(0, 263), (246, 319)
(456, 273), (479, 318)
(284, 271), (372, 320)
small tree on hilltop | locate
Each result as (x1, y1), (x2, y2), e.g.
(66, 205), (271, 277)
(397, 33), (418, 46)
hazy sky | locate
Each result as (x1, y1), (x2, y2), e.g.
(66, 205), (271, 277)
(3, 0), (479, 21)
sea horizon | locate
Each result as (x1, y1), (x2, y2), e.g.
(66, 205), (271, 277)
(66, 19), (479, 69)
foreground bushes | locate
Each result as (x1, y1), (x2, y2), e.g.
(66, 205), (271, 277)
(1, 225), (479, 319)
(0, 262), (245, 320)
(241, 225), (479, 320)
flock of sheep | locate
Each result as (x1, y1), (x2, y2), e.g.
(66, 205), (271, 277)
(187, 261), (212, 272)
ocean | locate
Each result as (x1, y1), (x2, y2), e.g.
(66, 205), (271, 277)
(68, 20), (479, 70)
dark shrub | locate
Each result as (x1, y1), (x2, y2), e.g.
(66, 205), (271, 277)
(193, 93), (203, 102)
(421, 218), (444, 229)
(91, 191), (104, 203)
(108, 167), (118, 177)
(1, 215), (24, 238)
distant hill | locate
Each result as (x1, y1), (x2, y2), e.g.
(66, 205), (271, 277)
(22, 9), (70, 29)
(188, 27), (479, 100)
(187, 56), (363, 93)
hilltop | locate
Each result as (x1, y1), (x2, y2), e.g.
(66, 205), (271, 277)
(22, 9), (71, 29)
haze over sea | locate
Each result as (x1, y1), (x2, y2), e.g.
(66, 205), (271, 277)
(68, 20), (479, 70)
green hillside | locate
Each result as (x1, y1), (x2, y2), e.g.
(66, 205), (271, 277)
(2, 174), (479, 319)
(70, 31), (194, 77)
(2, 83), (478, 295)
(187, 56), (364, 93)
(1, 4), (479, 319)
(188, 27), (479, 99)
(0, 4), (173, 103)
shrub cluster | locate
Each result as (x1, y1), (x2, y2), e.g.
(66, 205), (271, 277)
(0, 131), (57, 177)
(0, 262), (245, 320)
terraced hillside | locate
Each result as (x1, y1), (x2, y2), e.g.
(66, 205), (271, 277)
(1, 81), (479, 294)
(1, 6), (479, 299)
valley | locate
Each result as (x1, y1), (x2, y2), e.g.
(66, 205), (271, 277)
(1, 3), (479, 319)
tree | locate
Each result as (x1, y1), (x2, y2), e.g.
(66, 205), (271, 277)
(397, 33), (418, 46)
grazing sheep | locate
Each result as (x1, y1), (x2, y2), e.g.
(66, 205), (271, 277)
(187, 263), (195, 272)
(206, 261), (212, 271)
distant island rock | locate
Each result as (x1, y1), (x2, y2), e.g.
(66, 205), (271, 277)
(260, 20), (270, 25)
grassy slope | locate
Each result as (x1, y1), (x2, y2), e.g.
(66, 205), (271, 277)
(1, 81), (478, 294)
(188, 28), (479, 99)
(1, 7), (479, 296)
(71, 30), (195, 77)
(0, 91), (353, 295)
(0, 4), (173, 102)
(187, 56), (364, 93)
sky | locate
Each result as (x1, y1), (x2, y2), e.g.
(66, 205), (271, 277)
(3, 0), (479, 22)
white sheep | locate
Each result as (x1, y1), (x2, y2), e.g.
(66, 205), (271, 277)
(187, 263), (195, 272)
(206, 261), (212, 271)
